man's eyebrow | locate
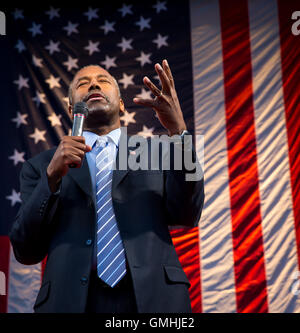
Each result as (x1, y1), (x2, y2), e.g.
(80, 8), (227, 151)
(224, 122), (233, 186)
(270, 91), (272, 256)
(96, 74), (111, 80)
(76, 74), (111, 84)
(76, 76), (90, 83)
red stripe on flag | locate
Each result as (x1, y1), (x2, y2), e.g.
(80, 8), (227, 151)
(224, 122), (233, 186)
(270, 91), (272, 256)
(277, 0), (300, 271)
(170, 227), (202, 313)
(41, 256), (47, 281)
(0, 236), (10, 313)
(219, 0), (269, 312)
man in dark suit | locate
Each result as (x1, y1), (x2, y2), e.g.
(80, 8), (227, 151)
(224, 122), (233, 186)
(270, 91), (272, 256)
(9, 60), (204, 313)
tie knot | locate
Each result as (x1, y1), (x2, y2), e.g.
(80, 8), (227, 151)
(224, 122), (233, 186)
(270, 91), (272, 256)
(95, 136), (108, 149)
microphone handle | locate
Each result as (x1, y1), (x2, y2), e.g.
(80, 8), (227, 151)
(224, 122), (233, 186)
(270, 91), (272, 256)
(69, 114), (85, 168)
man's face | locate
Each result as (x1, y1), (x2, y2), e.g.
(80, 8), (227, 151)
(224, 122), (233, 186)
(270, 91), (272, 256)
(70, 65), (124, 126)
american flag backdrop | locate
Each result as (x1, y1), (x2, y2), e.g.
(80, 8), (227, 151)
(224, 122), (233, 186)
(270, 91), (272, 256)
(0, 0), (299, 313)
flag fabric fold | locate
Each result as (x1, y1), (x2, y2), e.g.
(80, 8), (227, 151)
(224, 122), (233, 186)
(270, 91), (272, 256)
(0, 0), (299, 313)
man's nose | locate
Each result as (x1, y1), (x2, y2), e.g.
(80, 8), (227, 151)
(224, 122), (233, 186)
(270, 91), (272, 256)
(88, 80), (101, 91)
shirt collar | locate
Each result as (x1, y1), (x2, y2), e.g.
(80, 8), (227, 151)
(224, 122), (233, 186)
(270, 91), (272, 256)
(82, 128), (121, 149)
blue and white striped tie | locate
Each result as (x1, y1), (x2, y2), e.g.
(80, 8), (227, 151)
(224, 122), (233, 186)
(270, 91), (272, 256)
(95, 137), (126, 287)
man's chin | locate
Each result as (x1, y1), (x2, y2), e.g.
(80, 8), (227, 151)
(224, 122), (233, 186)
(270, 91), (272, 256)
(87, 103), (109, 114)
(86, 106), (117, 123)
(86, 100), (107, 109)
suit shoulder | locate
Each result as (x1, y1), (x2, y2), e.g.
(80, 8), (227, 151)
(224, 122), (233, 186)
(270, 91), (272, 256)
(25, 147), (57, 168)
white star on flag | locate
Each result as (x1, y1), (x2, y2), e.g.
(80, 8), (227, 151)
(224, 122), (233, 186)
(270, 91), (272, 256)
(63, 55), (79, 71)
(118, 4), (133, 17)
(32, 91), (46, 107)
(15, 40), (26, 53)
(45, 7), (60, 20)
(48, 113), (62, 127)
(135, 16), (151, 31)
(63, 21), (79, 36)
(29, 128), (47, 144)
(101, 55), (117, 70)
(32, 55), (43, 68)
(12, 9), (24, 20)
(84, 40), (100, 55)
(137, 125), (155, 138)
(11, 112), (28, 128)
(121, 111), (136, 126)
(6, 189), (21, 207)
(119, 73), (134, 89)
(84, 7), (99, 21)
(28, 22), (42, 37)
(136, 88), (152, 100)
(153, 34), (168, 49)
(135, 51), (152, 67)
(100, 20), (116, 35)
(9, 149), (25, 166)
(13, 75), (29, 90)
(46, 75), (61, 89)
(117, 37), (133, 53)
(45, 40), (61, 55)
(153, 1), (167, 13)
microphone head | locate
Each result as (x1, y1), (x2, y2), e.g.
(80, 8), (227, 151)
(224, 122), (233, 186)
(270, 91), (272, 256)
(73, 102), (89, 117)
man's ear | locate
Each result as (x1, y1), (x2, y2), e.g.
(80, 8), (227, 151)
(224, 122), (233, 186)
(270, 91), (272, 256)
(119, 98), (125, 116)
(68, 104), (74, 120)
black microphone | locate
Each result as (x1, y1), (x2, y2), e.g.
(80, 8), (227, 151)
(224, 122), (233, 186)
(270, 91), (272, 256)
(71, 101), (89, 136)
(69, 102), (89, 168)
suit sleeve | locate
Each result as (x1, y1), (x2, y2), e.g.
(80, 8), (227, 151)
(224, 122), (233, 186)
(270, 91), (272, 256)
(9, 159), (59, 265)
(164, 136), (204, 227)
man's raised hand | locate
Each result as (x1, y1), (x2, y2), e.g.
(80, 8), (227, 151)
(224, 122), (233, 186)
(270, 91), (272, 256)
(133, 59), (187, 136)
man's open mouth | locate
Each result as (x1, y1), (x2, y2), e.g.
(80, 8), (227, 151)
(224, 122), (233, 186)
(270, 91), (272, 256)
(86, 93), (105, 102)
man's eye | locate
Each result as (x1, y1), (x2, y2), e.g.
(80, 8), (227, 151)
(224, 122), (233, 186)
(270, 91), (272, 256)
(98, 80), (110, 84)
(78, 82), (88, 87)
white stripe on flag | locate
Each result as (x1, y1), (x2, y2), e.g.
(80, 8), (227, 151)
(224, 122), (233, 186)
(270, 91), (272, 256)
(190, 0), (236, 313)
(248, 0), (300, 312)
(7, 245), (41, 313)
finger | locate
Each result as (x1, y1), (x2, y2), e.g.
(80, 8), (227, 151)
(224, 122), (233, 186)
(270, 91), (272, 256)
(63, 136), (88, 150)
(85, 145), (92, 152)
(63, 140), (87, 152)
(69, 136), (86, 143)
(162, 59), (175, 88)
(65, 146), (85, 159)
(133, 97), (155, 108)
(143, 76), (161, 97)
(155, 63), (171, 94)
(65, 153), (82, 165)
(63, 136), (90, 151)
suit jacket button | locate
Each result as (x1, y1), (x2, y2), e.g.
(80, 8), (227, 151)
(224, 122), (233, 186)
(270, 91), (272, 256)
(86, 239), (92, 246)
(80, 276), (88, 285)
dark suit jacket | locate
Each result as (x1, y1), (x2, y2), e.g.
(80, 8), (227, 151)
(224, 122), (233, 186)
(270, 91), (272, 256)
(9, 130), (204, 313)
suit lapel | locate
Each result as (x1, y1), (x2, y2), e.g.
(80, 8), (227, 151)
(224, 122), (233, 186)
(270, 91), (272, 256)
(112, 129), (147, 192)
(68, 156), (93, 199)
(112, 128), (130, 192)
